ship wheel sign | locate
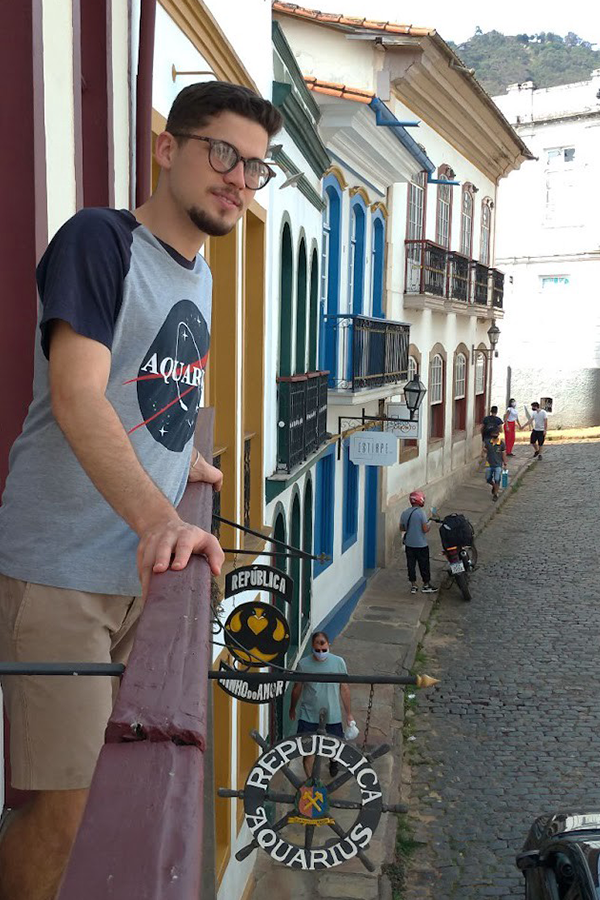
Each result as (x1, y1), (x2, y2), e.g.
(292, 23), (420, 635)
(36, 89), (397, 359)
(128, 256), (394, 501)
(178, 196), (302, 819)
(219, 716), (406, 871)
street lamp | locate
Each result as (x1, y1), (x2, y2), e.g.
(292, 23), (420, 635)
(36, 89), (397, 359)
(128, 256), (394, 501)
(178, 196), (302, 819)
(472, 320), (501, 363)
(404, 373), (427, 419)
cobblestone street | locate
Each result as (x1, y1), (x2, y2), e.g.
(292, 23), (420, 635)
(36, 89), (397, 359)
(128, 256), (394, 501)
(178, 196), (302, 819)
(404, 443), (600, 899)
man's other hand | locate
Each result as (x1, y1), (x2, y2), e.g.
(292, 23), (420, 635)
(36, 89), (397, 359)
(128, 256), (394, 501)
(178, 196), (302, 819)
(137, 517), (224, 599)
(189, 452), (223, 491)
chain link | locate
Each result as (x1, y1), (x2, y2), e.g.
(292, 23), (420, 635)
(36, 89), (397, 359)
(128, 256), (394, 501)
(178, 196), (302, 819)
(361, 683), (375, 752)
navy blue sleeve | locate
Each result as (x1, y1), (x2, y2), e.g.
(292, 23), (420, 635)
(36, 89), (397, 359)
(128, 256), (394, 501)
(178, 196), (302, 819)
(36, 208), (135, 359)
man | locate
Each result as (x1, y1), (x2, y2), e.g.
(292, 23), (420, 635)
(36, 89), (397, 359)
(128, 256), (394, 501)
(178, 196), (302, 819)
(0, 81), (282, 900)
(529, 401), (548, 459)
(482, 428), (507, 502)
(289, 632), (354, 778)
(481, 405), (503, 443)
(400, 491), (438, 594)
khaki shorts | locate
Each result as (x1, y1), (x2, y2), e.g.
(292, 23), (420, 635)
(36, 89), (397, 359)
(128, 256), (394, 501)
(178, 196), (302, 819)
(0, 574), (143, 791)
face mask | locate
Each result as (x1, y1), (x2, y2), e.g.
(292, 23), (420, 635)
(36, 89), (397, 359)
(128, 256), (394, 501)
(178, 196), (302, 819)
(510, 401), (516, 407)
(313, 648), (329, 661)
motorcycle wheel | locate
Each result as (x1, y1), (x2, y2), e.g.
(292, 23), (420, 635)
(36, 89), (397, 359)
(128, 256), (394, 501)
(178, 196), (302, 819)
(464, 545), (478, 570)
(455, 571), (472, 602)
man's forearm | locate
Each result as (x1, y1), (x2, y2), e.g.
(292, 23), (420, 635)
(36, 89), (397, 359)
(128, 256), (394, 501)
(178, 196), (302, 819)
(53, 391), (177, 535)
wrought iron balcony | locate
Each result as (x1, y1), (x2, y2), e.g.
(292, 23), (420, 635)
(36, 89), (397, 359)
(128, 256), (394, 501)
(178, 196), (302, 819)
(322, 314), (410, 392)
(472, 262), (490, 305)
(491, 268), (504, 309)
(276, 371), (328, 474)
(405, 240), (447, 297)
(447, 251), (471, 302)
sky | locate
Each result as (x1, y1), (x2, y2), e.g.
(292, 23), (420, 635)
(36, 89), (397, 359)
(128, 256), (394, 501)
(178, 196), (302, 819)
(303, 0), (600, 47)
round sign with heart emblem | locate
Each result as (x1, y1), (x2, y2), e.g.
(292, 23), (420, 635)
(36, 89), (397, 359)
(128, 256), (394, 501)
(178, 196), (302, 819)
(223, 602), (290, 667)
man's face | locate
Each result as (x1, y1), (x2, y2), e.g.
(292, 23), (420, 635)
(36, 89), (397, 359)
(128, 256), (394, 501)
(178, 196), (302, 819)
(163, 111), (270, 237)
(312, 635), (330, 653)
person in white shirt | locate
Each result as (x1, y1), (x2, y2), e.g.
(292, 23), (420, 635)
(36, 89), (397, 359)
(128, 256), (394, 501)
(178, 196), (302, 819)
(503, 398), (523, 457)
(529, 401), (548, 459)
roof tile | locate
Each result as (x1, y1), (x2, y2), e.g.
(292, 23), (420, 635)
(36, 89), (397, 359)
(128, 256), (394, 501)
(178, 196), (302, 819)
(272, 2), (433, 36)
(304, 76), (374, 104)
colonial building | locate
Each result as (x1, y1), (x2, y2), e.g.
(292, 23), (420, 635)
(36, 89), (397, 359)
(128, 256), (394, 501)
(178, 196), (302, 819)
(492, 73), (600, 426)
(272, 2), (532, 573)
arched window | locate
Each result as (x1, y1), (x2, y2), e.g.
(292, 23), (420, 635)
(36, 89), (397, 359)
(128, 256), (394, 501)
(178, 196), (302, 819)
(308, 249), (319, 371)
(371, 212), (385, 318)
(289, 494), (301, 661)
(301, 480), (313, 636)
(480, 198), (492, 266)
(321, 176), (343, 382)
(295, 238), (307, 374)
(474, 353), (487, 425)
(435, 166), (454, 249)
(460, 185), (475, 258)
(429, 352), (445, 439)
(314, 447), (335, 577)
(453, 351), (468, 432)
(407, 355), (418, 382)
(349, 196), (366, 315)
(279, 222), (293, 377)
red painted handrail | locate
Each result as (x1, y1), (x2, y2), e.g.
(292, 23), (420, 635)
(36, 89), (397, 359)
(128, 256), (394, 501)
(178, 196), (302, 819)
(58, 408), (215, 899)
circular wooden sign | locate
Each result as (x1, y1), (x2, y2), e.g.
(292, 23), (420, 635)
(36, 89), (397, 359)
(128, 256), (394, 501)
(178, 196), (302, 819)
(224, 602), (290, 667)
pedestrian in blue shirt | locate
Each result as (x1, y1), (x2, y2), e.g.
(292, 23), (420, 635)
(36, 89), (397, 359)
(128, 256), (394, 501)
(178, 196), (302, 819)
(290, 632), (354, 777)
(400, 490), (438, 595)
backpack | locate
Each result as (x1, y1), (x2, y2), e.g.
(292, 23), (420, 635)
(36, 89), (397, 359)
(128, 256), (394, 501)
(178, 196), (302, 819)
(439, 513), (474, 550)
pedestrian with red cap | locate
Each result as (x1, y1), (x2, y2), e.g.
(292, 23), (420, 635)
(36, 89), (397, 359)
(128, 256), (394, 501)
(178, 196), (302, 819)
(400, 491), (438, 595)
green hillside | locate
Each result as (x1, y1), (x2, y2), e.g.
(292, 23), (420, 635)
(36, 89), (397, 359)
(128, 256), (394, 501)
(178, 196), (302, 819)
(448, 30), (600, 96)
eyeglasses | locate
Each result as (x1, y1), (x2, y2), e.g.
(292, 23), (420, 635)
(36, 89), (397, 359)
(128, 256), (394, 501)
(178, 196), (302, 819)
(170, 133), (275, 190)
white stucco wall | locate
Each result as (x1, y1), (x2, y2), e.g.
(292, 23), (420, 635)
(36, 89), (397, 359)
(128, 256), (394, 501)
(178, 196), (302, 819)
(492, 76), (600, 427)
(202, 0), (273, 97)
(43, 0), (77, 239)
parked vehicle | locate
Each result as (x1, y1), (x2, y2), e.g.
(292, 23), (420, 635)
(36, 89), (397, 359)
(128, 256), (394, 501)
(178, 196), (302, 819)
(432, 513), (477, 602)
(516, 811), (600, 899)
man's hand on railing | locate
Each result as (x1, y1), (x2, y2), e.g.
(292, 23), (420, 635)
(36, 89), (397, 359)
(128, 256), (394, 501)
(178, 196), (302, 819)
(137, 517), (224, 599)
(188, 450), (223, 490)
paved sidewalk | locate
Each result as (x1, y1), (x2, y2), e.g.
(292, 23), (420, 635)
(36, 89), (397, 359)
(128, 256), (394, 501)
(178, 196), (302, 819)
(250, 447), (535, 900)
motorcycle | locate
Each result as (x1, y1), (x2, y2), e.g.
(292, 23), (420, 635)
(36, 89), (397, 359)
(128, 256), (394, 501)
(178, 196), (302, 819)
(431, 511), (478, 602)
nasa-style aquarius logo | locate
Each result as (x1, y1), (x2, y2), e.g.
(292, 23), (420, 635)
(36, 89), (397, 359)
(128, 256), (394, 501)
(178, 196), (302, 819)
(126, 299), (210, 452)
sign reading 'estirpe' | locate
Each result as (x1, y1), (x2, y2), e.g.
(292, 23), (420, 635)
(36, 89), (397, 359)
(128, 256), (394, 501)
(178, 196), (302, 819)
(224, 565), (293, 604)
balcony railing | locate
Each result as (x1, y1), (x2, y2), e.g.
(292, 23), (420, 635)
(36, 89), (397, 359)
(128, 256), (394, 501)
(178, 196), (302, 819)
(405, 241), (503, 310)
(322, 314), (410, 392)
(405, 240), (447, 297)
(491, 268), (504, 308)
(473, 263), (490, 305)
(447, 251), (471, 302)
(277, 371), (329, 474)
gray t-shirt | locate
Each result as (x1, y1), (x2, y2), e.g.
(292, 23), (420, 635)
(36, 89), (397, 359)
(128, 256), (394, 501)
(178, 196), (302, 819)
(400, 506), (428, 548)
(296, 652), (347, 725)
(0, 208), (212, 596)
(484, 437), (505, 469)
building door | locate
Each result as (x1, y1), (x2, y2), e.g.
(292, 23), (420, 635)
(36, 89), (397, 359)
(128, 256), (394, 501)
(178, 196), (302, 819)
(364, 466), (379, 571)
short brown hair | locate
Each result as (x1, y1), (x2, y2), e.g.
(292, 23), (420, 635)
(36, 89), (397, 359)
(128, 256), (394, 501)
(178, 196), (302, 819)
(311, 631), (330, 645)
(166, 81), (282, 141)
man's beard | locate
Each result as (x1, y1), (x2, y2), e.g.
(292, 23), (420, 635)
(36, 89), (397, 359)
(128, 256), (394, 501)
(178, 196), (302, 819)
(187, 204), (237, 237)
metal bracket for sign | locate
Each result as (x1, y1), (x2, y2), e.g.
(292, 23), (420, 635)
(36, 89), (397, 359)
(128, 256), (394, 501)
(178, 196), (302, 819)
(337, 408), (419, 459)
(213, 513), (329, 563)
(0, 662), (438, 688)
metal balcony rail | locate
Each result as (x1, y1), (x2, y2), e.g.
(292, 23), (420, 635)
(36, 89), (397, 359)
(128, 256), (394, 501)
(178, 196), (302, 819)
(405, 239), (447, 297)
(322, 314), (410, 392)
(276, 371), (329, 474)
(491, 268), (504, 309)
(473, 262), (490, 305)
(447, 250), (471, 303)
(405, 241), (504, 310)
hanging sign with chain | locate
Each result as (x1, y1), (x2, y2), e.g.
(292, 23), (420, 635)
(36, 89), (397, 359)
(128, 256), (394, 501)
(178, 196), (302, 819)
(224, 565), (293, 604)
(216, 660), (286, 704)
(223, 602), (290, 667)
(218, 717), (407, 872)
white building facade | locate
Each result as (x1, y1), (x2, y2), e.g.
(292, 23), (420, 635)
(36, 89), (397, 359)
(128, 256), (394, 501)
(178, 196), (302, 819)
(492, 73), (600, 426)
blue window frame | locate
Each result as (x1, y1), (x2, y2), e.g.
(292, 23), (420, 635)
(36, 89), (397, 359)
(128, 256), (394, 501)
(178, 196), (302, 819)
(371, 212), (385, 318)
(342, 444), (358, 552)
(320, 175), (342, 384)
(313, 447), (335, 576)
(349, 195), (366, 316)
